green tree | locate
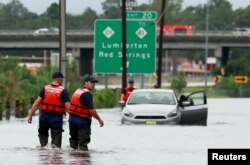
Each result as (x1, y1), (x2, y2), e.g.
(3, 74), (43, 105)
(209, 0), (234, 31)
(101, 0), (121, 19)
(234, 6), (250, 27)
(0, 0), (38, 29)
(170, 73), (187, 93)
(82, 7), (98, 29)
(145, 0), (183, 24)
(46, 3), (59, 20)
(66, 14), (83, 29)
(39, 3), (59, 28)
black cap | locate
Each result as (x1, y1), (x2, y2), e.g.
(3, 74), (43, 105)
(52, 71), (64, 78)
(129, 79), (134, 83)
(84, 75), (98, 83)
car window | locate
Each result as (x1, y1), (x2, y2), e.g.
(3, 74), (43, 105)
(127, 91), (176, 105)
(188, 92), (205, 105)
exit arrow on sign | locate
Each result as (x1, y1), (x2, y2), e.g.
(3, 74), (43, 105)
(213, 75), (221, 83)
(234, 76), (248, 83)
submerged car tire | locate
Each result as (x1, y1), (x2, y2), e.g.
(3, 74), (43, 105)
(121, 118), (124, 124)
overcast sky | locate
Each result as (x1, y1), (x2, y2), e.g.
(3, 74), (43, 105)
(0, 0), (249, 15)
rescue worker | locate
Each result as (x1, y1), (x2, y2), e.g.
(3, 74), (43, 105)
(27, 71), (70, 148)
(69, 75), (104, 151)
(121, 79), (136, 103)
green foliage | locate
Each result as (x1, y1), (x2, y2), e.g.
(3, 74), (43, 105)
(214, 76), (250, 97)
(216, 76), (237, 89)
(93, 89), (116, 109)
(101, 0), (121, 19)
(0, 0), (250, 31)
(82, 8), (98, 29)
(209, 0), (234, 31)
(224, 55), (250, 76)
(170, 73), (187, 93)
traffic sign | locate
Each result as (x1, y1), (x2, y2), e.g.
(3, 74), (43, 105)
(94, 19), (156, 74)
(126, 11), (157, 20)
(234, 76), (248, 83)
(213, 75), (221, 83)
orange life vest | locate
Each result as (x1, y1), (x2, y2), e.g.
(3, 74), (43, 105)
(123, 87), (135, 102)
(69, 88), (92, 119)
(40, 85), (66, 114)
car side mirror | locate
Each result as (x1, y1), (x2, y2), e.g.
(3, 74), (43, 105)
(179, 101), (190, 107)
(182, 101), (191, 106)
(119, 100), (125, 107)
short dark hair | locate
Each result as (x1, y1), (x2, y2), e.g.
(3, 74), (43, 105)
(129, 79), (134, 84)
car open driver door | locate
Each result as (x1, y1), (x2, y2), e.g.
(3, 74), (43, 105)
(178, 91), (208, 126)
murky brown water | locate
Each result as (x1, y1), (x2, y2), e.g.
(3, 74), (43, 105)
(0, 98), (249, 165)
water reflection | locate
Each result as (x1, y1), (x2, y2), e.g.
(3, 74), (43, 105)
(37, 148), (92, 165)
(38, 149), (65, 165)
(69, 150), (91, 165)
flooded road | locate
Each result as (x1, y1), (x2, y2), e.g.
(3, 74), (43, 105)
(0, 98), (249, 165)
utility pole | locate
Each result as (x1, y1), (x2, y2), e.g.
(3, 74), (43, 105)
(157, 0), (166, 88)
(121, 0), (127, 91)
(59, 0), (67, 87)
(204, 0), (210, 92)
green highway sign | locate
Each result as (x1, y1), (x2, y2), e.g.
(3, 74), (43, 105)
(94, 19), (156, 74)
(126, 11), (157, 20)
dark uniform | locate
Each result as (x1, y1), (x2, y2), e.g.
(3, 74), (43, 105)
(68, 87), (93, 150)
(38, 84), (70, 147)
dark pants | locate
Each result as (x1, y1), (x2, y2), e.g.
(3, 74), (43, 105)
(69, 127), (91, 151)
(68, 115), (92, 151)
(39, 111), (63, 148)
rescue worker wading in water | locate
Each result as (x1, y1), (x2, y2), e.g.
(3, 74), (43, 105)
(27, 71), (70, 148)
(121, 79), (136, 103)
(69, 75), (104, 151)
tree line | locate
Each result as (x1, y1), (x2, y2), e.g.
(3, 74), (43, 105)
(0, 0), (250, 31)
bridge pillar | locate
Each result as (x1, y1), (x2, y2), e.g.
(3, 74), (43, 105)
(79, 48), (94, 76)
(43, 49), (51, 67)
(214, 47), (222, 68)
(170, 50), (178, 76)
(72, 48), (81, 77)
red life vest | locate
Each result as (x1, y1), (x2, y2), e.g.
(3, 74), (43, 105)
(40, 85), (66, 114)
(69, 88), (92, 119)
(123, 87), (135, 102)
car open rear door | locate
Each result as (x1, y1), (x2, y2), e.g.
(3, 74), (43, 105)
(179, 91), (208, 126)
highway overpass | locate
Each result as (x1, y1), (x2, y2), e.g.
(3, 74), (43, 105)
(0, 31), (250, 75)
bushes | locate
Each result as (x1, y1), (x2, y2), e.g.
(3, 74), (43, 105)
(170, 73), (187, 94)
(93, 89), (117, 109)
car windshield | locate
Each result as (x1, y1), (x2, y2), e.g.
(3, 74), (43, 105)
(127, 91), (176, 105)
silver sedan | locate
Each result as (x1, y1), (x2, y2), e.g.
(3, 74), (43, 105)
(120, 89), (208, 126)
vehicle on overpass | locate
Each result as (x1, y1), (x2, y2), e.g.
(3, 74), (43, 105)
(157, 24), (193, 36)
(33, 27), (59, 35)
(120, 89), (207, 126)
(233, 27), (250, 35)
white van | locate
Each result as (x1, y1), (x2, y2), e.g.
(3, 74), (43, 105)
(233, 27), (250, 35)
(33, 28), (59, 35)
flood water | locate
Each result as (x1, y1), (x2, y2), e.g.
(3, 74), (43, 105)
(0, 98), (249, 165)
